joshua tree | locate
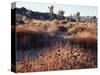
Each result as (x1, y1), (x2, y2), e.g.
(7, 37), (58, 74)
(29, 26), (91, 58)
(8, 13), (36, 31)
(90, 16), (97, 24)
(92, 16), (97, 23)
(48, 5), (54, 20)
(58, 10), (65, 16)
(57, 10), (65, 19)
(76, 11), (80, 22)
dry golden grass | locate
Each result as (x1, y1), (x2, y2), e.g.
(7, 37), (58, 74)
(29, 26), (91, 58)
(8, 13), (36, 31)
(13, 20), (97, 72)
(71, 23), (97, 47)
(74, 31), (97, 46)
(16, 26), (30, 32)
(15, 20), (68, 34)
(16, 42), (97, 72)
(67, 22), (97, 34)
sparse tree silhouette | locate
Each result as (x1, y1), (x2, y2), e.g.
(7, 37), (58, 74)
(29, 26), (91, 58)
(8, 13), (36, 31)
(76, 11), (80, 22)
(57, 10), (65, 19)
(48, 5), (54, 21)
(58, 10), (65, 16)
(89, 16), (97, 24)
(92, 16), (97, 23)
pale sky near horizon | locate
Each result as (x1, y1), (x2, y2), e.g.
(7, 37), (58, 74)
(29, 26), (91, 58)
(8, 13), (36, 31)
(15, 1), (98, 17)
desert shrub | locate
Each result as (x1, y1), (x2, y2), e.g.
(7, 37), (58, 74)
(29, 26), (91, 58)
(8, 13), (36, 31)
(67, 24), (85, 34)
(58, 26), (67, 32)
(18, 20), (25, 25)
(47, 25), (59, 33)
(53, 20), (59, 25)
(67, 23), (96, 34)
(60, 20), (68, 24)
(74, 31), (97, 50)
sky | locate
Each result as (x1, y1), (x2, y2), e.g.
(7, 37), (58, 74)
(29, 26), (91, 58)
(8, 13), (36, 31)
(15, 1), (98, 17)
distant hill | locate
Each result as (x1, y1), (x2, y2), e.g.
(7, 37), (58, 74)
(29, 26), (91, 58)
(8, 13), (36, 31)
(11, 7), (65, 23)
(11, 7), (97, 25)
